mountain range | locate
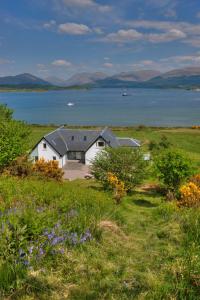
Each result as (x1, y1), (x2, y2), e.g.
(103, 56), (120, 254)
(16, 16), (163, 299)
(0, 73), (50, 86)
(1, 67), (200, 89)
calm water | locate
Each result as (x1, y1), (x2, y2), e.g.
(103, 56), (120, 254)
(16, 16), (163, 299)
(0, 88), (200, 126)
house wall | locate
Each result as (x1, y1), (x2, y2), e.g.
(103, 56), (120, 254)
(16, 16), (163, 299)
(30, 139), (65, 168)
(85, 138), (107, 165)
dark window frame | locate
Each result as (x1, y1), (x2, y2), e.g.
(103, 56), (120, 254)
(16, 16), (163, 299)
(97, 141), (105, 147)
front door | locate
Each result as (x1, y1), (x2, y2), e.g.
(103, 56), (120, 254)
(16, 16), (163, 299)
(68, 152), (85, 162)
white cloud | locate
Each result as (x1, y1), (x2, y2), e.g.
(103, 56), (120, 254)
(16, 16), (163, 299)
(43, 20), (56, 29)
(63, 0), (111, 12)
(131, 53), (200, 71)
(37, 63), (46, 69)
(197, 12), (200, 18)
(93, 27), (104, 35)
(148, 29), (186, 43)
(104, 29), (143, 43)
(102, 27), (186, 44)
(51, 59), (72, 67)
(58, 22), (91, 35)
(126, 20), (200, 36)
(0, 58), (13, 64)
(103, 62), (113, 68)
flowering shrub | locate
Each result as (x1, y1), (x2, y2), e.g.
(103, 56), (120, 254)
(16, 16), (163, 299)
(107, 172), (126, 204)
(92, 147), (148, 191)
(179, 175), (200, 208)
(3, 156), (32, 178)
(33, 158), (64, 181)
(191, 125), (200, 129)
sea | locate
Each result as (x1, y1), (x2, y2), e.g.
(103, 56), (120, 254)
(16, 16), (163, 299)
(0, 88), (200, 126)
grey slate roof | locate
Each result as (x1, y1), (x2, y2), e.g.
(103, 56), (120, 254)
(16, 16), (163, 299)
(117, 138), (141, 147)
(43, 127), (140, 156)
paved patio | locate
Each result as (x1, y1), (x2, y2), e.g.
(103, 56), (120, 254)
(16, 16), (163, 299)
(63, 161), (91, 180)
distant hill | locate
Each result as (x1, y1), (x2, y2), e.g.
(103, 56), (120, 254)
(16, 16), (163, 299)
(1, 67), (200, 89)
(93, 67), (200, 89)
(110, 70), (161, 82)
(159, 67), (200, 79)
(0, 73), (51, 86)
(45, 76), (67, 87)
(64, 72), (107, 86)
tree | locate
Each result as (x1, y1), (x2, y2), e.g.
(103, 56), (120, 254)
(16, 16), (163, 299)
(149, 135), (171, 152)
(91, 147), (148, 191)
(0, 104), (13, 121)
(154, 149), (193, 194)
(0, 120), (30, 169)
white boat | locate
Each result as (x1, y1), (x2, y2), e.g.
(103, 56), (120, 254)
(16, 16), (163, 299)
(122, 92), (128, 96)
(67, 102), (74, 106)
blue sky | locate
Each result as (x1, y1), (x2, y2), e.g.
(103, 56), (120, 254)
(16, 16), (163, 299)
(0, 0), (200, 79)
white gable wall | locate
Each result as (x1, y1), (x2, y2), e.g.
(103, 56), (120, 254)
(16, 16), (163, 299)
(30, 139), (65, 168)
(85, 138), (107, 165)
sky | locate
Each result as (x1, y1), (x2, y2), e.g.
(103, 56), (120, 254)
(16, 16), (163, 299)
(1, 0), (200, 79)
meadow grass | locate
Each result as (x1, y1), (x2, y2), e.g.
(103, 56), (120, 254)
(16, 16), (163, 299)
(0, 175), (200, 299)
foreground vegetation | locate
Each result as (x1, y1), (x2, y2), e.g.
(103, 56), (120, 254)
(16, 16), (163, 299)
(1, 176), (200, 299)
(0, 109), (200, 299)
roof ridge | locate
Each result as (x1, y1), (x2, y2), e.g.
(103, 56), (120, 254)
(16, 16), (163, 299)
(60, 128), (102, 132)
(57, 128), (69, 151)
(100, 126), (108, 136)
(44, 126), (61, 138)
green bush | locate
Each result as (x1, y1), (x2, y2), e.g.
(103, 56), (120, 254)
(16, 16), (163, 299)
(0, 120), (30, 170)
(91, 147), (148, 191)
(154, 149), (193, 194)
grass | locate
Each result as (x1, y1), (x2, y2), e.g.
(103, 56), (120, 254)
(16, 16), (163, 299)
(0, 175), (200, 299)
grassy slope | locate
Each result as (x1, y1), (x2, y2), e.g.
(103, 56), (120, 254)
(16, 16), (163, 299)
(0, 177), (184, 299)
(1, 126), (199, 299)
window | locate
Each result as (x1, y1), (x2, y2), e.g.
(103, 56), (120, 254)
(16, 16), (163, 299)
(53, 156), (57, 161)
(98, 141), (105, 147)
(43, 143), (47, 149)
(71, 136), (74, 141)
(35, 156), (38, 161)
(84, 136), (87, 141)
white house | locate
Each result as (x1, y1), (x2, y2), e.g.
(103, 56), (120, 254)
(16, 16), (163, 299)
(30, 127), (140, 167)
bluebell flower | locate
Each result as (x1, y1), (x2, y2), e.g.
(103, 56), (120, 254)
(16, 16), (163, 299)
(39, 247), (45, 256)
(22, 260), (29, 266)
(29, 246), (34, 254)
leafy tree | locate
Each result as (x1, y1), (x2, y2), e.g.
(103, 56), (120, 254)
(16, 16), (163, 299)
(91, 147), (148, 191)
(154, 149), (193, 193)
(0, 104), (13, 121)
(0, 120), (30, 169)
(149, 135), (171, 152)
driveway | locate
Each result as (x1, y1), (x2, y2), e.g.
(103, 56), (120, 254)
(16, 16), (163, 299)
(63, 161), (91, 180)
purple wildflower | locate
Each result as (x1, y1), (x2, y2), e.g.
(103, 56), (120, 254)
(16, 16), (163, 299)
(29, 246), (34, 254)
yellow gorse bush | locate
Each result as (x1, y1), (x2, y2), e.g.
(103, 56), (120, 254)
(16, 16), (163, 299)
(179, 175), (200, 207)
(107, 172), (126, 204)
(33, 158), (64, 181)
(191, 125), (200, 129)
